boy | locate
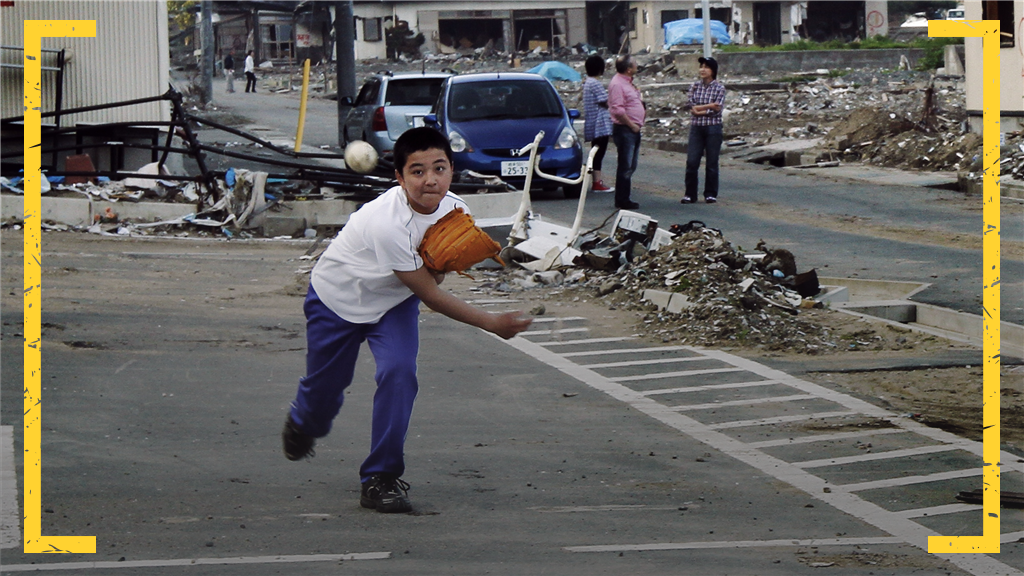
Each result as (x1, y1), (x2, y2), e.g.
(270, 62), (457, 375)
(282, 127), (532, 513)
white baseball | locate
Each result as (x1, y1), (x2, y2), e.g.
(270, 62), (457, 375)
(344, 140), (379, 174)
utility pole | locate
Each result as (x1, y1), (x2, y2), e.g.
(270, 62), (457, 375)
(201, 0), (214, 104)
(335, 1), (356, 147)
(702, 0), (711, 58)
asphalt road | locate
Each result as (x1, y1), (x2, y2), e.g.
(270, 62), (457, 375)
(1, 232), (1021, 575)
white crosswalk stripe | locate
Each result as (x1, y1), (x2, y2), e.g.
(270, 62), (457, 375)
(505, 319), (1024, 576)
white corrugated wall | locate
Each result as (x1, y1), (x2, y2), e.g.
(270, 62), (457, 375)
(1, 0), (170, 125)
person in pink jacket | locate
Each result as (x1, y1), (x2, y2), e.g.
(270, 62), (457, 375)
(607, 55), (645, 210)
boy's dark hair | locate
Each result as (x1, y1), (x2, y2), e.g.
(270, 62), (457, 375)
(393, 127), (453, 173)
(585, 54), (606, 77)
(615, 55), (633, 74)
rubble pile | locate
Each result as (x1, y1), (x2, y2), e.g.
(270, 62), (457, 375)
(329, 55), (1021, 184)
(576, 227), (837, 352)
(475, 225), (856, 354)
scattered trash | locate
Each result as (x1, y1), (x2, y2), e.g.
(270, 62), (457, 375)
(955, 489), (1024, 509)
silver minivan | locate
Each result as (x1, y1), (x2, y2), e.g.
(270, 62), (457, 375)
(341, 72), (452, 157)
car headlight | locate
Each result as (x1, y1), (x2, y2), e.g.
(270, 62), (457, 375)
(448, 131), (473, 153)
(554, 126), (577, 150)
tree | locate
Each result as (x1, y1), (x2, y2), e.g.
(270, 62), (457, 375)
(168, 1), (198, 32)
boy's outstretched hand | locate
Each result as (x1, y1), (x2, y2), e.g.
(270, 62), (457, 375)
(396, 267), (534, 340)
(488, 311), (533, 340)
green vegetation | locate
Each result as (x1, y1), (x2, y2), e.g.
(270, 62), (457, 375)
(167, 1), (198, 30)
(720, 36), (963, 71)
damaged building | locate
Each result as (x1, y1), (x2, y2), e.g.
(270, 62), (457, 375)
(962, 0), (1023, 135)
(351, 1), (893, 58)
(210, 1), (333, 66)
(1, 0), (170, 176)
(623, 1), (890, 52)
(351, 1), (588, 58)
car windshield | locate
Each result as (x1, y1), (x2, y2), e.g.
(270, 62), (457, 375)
(384, 78), (446, 106)
(448, 80), (564, 122)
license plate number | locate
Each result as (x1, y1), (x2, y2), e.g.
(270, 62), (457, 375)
(501, 160), (531, 177)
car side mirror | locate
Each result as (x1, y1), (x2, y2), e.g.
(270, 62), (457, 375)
(568, 109), (580, 120)
(339, 95), (354, 106)
(423, 114), (438, 126)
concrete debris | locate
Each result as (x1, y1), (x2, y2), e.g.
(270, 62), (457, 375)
(475, 223), (851, 354)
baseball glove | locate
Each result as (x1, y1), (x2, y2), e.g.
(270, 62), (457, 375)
(419, 208), (504, 276)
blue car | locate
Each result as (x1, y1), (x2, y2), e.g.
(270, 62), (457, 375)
(425, 72), (584, 198)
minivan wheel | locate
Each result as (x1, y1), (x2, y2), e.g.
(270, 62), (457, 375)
(563, 183), (582, 199)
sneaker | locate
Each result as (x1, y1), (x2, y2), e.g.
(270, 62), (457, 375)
(615, 200), (640, 210)
(705, 196), (717, 204)
(361, 475), (412, 513)
(282, 416), (315, 461)
(592, 180), (614, 193)
(680, 196), (696, 204)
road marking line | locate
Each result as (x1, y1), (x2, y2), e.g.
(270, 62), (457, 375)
(1, 425), (19, 550)
(529, 505), (679, 513)
(0, 552), (391, 572)
(746, 428), (911, 449)
(519, 327), (589, 337)
(837, 469), (983, 492)
(498, 337), (1024, 576)
(528, 316), (587, 324)
(696, 350), (1020, 464)
(561, 345), (691, 357)
(673, 394), (818, 412)
(466, 299), (521, 306)
(536, 336), (635, 347)
(643, 380), (779, 396)
(793, 444), (964, 468)
(707, 411), (859, 430)
(897, 504), (981, 519)
(564, 536), (906, 553)
(579, 356), (710, 369)
(610, 367), (745, 382)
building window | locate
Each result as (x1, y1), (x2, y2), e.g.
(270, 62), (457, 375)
(662, 10), (688, 28)
(363, 17), (382, 42)
(260, 21), (294, 60)
(982, 0), (1015, 47)
(629, 8), (638, 38)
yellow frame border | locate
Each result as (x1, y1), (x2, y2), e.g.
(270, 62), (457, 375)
(14, 15), (1005, 560)
(926, 19), (1001, 555)
(22, 19), (97, 554)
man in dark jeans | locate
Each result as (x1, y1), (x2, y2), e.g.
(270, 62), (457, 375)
(682, 57), (726, 204)
(607, 55), (645, 210)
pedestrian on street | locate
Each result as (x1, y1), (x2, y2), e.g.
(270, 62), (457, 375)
(223, 52), (235, 94)
(607, 54), (645, 210)
(281, 127), (533, 514)
(682, 56), (726, 204)
(244, 50), (257, 93)
(582, 55), (614, 194)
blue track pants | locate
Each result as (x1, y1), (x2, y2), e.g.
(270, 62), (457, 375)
(289, 285), (420, 483)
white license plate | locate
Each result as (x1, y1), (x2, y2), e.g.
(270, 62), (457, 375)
(500, 160), (531, 177)
(412, 116), (425, 128)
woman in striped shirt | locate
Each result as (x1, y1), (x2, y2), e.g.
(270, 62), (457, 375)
(582, 55), (614, 193)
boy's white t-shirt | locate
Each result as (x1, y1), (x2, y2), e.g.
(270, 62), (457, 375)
(310, 185), (469, 324)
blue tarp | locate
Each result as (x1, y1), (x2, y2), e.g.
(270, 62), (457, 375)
(527, 61), (582, 82)
(663, 19), (731, 49)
